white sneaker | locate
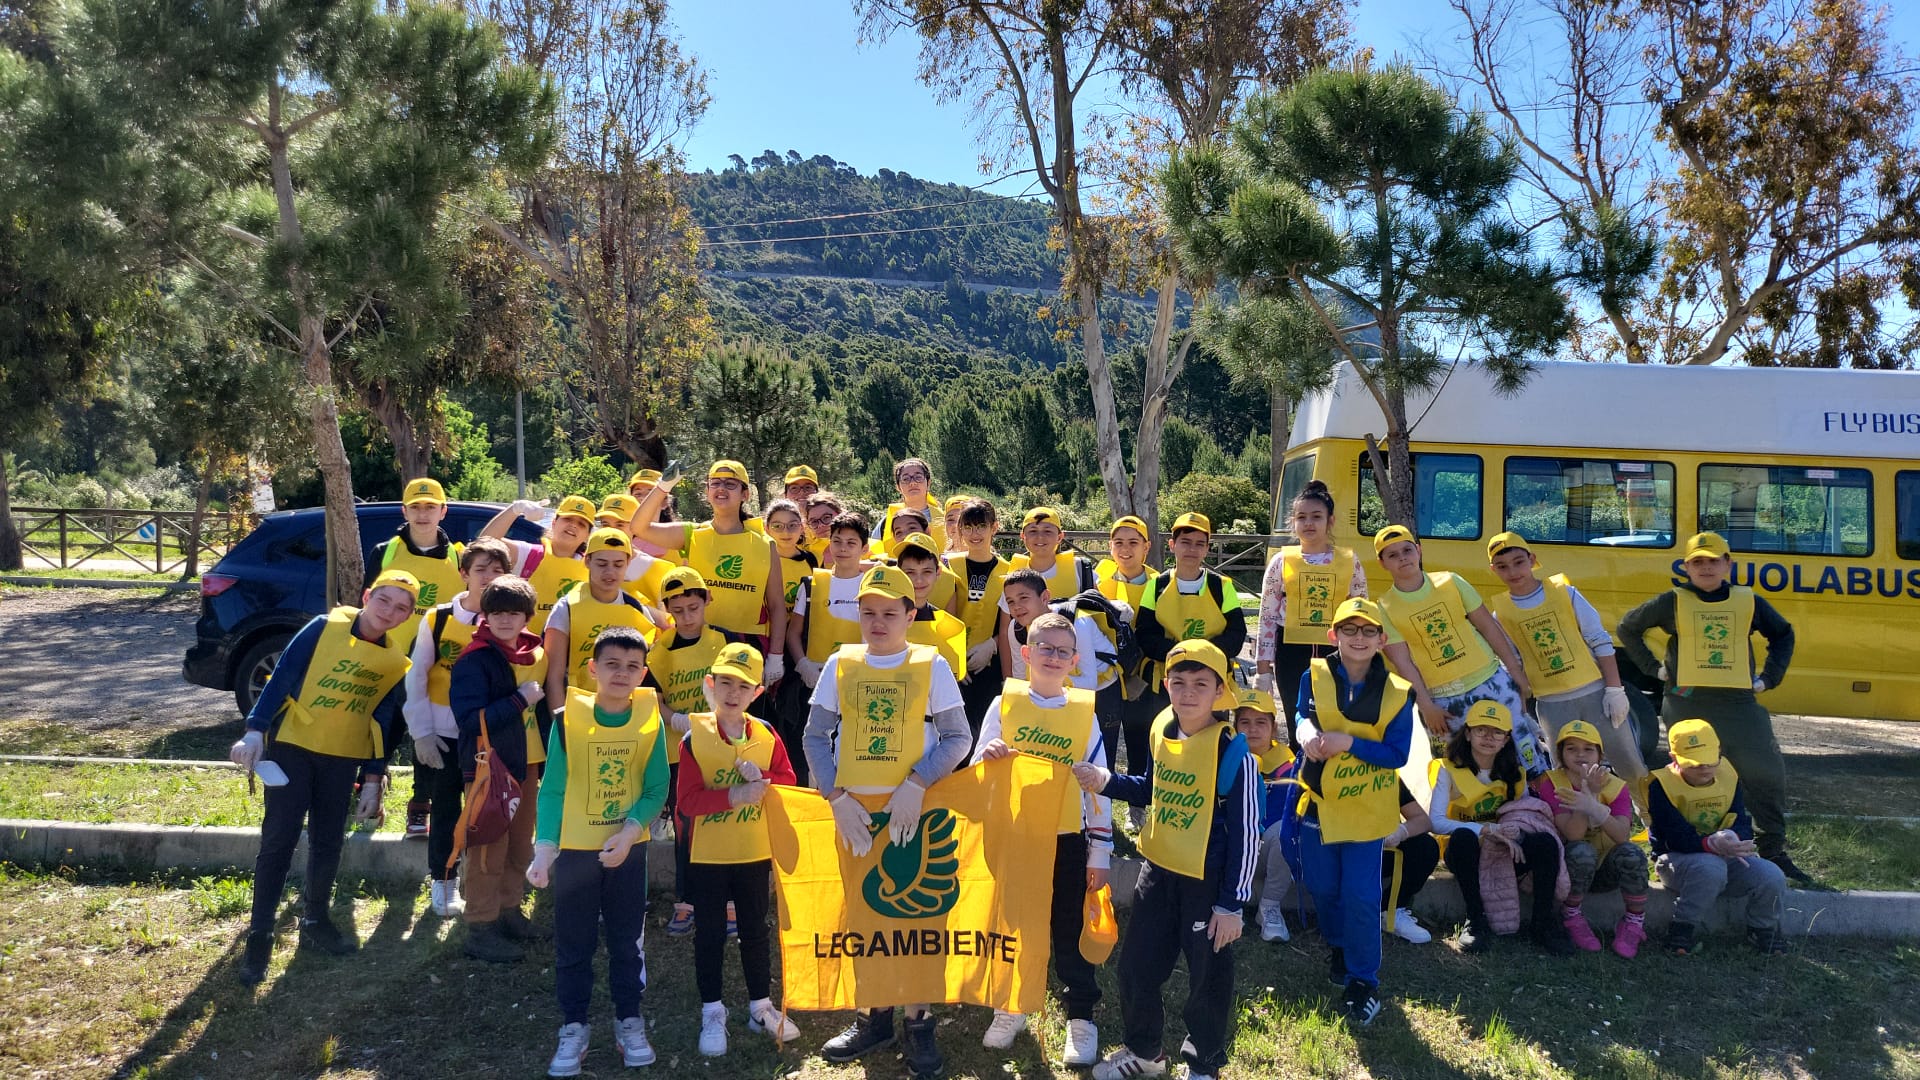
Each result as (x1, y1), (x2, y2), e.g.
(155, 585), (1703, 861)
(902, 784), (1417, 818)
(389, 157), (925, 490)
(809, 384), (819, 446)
(1259, 904), (1291, 943)
(548, 1022), (590, 1078)
(983, 1009), (1027, 1049)
(429, 880), (462, 917)
(1181, 1068), (1217, 1080)
(1092, 1047), (1169, 1080)
(615, 1015), (655, 1066)
(698, 1002), (728, 1057)
(1387, 907), (1432, 944)
(748, 1002), (801, 1042)
(1062, 1018), (1100, 1067)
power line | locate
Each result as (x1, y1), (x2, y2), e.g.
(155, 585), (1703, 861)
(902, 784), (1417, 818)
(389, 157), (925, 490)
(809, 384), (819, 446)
(702, 214), (1059, 248)
(1474, 63), (1920, 115)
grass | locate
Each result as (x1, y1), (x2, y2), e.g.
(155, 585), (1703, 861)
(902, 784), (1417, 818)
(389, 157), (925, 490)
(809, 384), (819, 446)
(0, 717), (242, 761)
(0, 761), (408, 836)
(1786, 816), (1920, 892)
(1, 567), (194, 583)
(1, 862), (1916, 1080)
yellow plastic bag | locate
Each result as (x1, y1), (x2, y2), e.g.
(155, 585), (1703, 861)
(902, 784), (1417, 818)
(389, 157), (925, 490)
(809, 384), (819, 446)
(1079, 884), (1118, 964)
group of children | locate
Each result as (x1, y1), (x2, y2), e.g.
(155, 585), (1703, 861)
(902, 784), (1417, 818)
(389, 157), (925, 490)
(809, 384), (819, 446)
(224, 460), (1803, 1080)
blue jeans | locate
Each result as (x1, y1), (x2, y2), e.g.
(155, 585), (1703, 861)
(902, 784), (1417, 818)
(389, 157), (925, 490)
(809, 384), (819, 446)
(1298, 817), (1384, 987)
(553, 845), (650, 1025)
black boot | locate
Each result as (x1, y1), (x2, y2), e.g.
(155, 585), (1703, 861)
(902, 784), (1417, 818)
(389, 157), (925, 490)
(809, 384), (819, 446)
(1327, 945), (1347, 986)
(1666, 920), (1698, 956)
(1747, 925), (1788, 955)
(464, 920), (526, 963)
(822, 1008), (896, 1062)
(298, 917), (358, 956)
(237, 930), (273, 986)
(498, 906), (548, 941)
(903, 1012), (943, 1079)
(1458, 916), (1494, 953)
(1532, 922), (1578, 957)
(1766, 852), (1817, 887)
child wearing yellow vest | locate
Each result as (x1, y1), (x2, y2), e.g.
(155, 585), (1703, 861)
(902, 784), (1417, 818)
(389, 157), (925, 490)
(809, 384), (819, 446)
(1232, 688), (1296, 945)
(1372, 525), (1549, 776)
(788, 510), (871, 699)
(228, 570), (419, 986)
(403, 536), (515, 915)
(1429, 701), (1576, 955)
(1072, 640), (1259, 1080)
(1099, 515), (1164, 782)
(802, 492), (843, 561)
(803, 565), (974, 1080)
(943, 494), (971, 553)
(1135, 514), (1249, 697)
(781, 464), (821, 507)
(1647, 718), (1788, 956)
(871, 457), (945, 556)
(594, 493), (672, 606)
(1617, 531), (1804, 883)
(765, 498), (818, 615)
(1536, 720), (1649, 957)
(672, 643), (802, 1056)
(893, 533), (970, 677)
(368, 478), (466, 657)
(949, 498), (1010, 729)
(1255, 480), (1367, 751)
(541, 528), (652, 712)
(970, 612), (1114, 1065)
(1006, 505), (1098, 606)
(448, 575), (549, 963)
(525, 626), (670, 1077)
(1291, 598), (1414, 1025)
(481, 494), (596, 633)
(1002, 568), (1124, 766)
(625, 468), (685, 562)
(1486, 531), (1647, 790)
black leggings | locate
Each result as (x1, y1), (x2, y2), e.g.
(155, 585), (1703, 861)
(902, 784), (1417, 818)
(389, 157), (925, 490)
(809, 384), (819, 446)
(1381, 832), (1441, 912)
(1272, 642), (1332, 755)
(687, 858), (774, 1003)
(1444, 827), (1561, 931)
(416, 754), (465, 881)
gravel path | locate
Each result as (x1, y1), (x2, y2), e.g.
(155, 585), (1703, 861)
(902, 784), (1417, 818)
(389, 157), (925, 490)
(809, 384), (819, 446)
(0, 587), (235, 728)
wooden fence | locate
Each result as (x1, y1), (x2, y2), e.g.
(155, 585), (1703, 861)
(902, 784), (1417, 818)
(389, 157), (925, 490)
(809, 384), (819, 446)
(998, 531), (1279, 591)
(14, 506), (256, 576)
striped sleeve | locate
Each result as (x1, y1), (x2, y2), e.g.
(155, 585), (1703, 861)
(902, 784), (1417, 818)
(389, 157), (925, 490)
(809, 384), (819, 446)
(1214, 734), (1262, 915)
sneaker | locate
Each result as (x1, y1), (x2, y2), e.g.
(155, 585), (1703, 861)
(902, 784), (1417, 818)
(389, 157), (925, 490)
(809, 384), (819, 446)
(429, 879), (462, 918)
(548, 1022), (590, 1078)
(1767, 852), (1816, 886)
(464, 920), (526, 964)
(498, 906), (547, 941)
(666, 904), (695, 937)
(1457, 918), (1492, 954)
(236, 929), (273, 986)
(1092, 1047), (1169, 1080)
(1062, 1019), (1099, 1067)
(1387, 907), (1431, 944)
(1747, 925), (1788, 955)
(615, 1015), (655, 1066)
(1259, 904), (1291, 943)
(297, 917), (358, 956)
(1533, 924), (1579, 957)
(699, 1002), (728, 1057)
(822, 1009), (896, 1062)
(405, 798), (430, 840)
(1327, 946), (1347, 986)
(1184, 1070), (1217, 1080)
(748, 1002), (801, 1042)
(903, 1012), (943, 1079)
(1612, 916), (1647, 959)
(1666, 920), (1698, 957)
(983, 1009), (1026, 1049)
(1342, 979), (1382, 1027)
(1561, 907), (1603, 952)
(726, 900), (738, 940)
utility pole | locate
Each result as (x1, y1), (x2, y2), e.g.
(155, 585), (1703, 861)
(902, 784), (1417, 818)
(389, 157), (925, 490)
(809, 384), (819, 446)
(514, 391), (527, 499)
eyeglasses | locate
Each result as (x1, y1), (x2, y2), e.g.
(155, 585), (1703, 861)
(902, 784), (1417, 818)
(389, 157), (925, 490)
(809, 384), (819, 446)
(960, 523), (993, 533)
(1030, 643), (1076, 661)
(767, 520), (802, 534)
(1336, 624), (1384, 638)
(807, 515), (836, 528)
(898, 472), (929, 483)
(705, 479), (743, 491)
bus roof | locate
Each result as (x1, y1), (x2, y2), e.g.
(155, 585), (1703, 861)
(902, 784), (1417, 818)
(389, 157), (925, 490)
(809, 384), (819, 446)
(1288, 360), (1920, 458)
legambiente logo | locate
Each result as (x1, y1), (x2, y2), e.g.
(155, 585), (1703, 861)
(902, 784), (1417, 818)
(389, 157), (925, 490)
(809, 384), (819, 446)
(714, 554), (745, 580)
(861, 809), (960, 918)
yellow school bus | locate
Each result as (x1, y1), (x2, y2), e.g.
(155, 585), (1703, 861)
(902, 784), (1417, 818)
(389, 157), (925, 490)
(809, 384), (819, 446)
(1280, 361), (1920, 722)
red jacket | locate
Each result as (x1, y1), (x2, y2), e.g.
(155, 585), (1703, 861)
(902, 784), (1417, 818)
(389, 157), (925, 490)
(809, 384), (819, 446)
(674, 717), (798, 828)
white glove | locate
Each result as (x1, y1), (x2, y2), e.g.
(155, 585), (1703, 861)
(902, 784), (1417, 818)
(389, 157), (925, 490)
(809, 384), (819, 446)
(884, 780), (927, 846)
(229, 730), (265, 769)
(1752, 677), (1767, 693)
(511, 499), (545, 518)
(669, 711), (692, 735)
(735, 757), (763, 782)
(798, 656), (824, 687)
(1602, 685), (1631, 728)
(1070, 761), (1112, 793)
(831, 793), (874, 857)
(1656, 664), (1668, 682)
(1254, 670), (1275, 695)
(764, 652), (785, 685)
(965, 640), (996, 674)
(518, 681), (543, 706)
(729, 780), (770, 807)
(413, 735), (448, 770)
(352, 775), (385, 824)
(527, 845), (558, 888)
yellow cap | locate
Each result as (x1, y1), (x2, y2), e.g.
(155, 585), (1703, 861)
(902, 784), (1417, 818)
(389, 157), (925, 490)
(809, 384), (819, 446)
(1022, 506), (1060, 528)
(1171, 512), (1212, 535)
(1557, 719), (1604, 749)
(400, 478), (446, 506)
(1464, 699), (1513, 732)
(889, 532), (941, 562)
(555, 495), (597, 523)
(1110, 515), (1150, 539)
(1373, 524), (1416, 556)
(783, 465), (819, 487)
(1487, 531), (1533, 560)
(708, 460), (750, 484)
(944, 494), (973, 513)
(584, 527), (633, 557)
(1163, 639), (1238, 709)
(1684, 531), (1730, 561)
(657, 565), (708, 602)
(1235, 687), (1278, 717)
(1331, 597), (1385, 628)
(709, 641), (765, 685)
(596, 494), (640, 524)
(857, 564), (915, 603)
(627, 469), (663, 488)
(368, 568), (420, 603)
(1669, 718), (1721, 766)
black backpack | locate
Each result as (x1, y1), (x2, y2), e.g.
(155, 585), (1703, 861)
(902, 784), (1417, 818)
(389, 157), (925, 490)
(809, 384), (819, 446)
(1060, 589), (1143, 677)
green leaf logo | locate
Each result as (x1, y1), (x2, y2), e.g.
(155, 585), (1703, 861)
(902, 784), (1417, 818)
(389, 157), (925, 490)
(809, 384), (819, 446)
(861, 808), (961, 919)
(715, 554), (745, 580)
(1182, 618), (1207, 639)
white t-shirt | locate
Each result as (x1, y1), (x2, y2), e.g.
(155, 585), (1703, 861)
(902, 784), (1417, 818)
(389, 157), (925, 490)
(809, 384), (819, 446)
(545, 587), (645, 636)
(1007, 610), (1116, 691)
(402, 594), (481, 739)
(793, 570), (863, 620)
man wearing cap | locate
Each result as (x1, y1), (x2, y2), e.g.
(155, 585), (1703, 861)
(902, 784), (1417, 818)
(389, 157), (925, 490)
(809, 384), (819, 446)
(480, 493), (597, 633)
(1097, 515), (1163, 782)
(228, 570), (419, 985)
(1618, 531), (1802, 883)
(367, 478), (465, 656)
(1647, 718), (1789, 955)
(1135, 513), (1249, 696)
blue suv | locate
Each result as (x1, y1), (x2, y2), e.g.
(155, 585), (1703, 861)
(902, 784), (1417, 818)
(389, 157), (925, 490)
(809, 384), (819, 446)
(183, 501), (544, 715)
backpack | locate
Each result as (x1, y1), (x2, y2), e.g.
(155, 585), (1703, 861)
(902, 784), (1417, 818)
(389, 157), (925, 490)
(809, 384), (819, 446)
(1061, 588), (1143, 678)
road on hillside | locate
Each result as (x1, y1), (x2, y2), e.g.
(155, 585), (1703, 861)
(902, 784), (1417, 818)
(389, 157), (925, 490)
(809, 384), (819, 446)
(713, 268), (1056, 296)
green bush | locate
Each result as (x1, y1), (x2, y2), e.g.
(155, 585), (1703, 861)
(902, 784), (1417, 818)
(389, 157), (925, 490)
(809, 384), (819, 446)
(1161, 472), (1270, 534)
(536, 454), (624, 503)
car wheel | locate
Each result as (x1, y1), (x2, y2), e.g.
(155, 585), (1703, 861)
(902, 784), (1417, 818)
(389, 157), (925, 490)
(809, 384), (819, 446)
(234, 634), (291, 717)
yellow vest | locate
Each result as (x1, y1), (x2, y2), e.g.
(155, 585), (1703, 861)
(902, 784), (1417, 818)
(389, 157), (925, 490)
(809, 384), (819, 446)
(1381, 572), (1497, 690)
(805, 536), (831, 561)
(1297, 660), (1410, 843)
(1280, 547), (1357, 645)
(999, 680), (1096, 833)
(1012, 551), (1089, 599)
(378, 537), (466, 655)
(1147, 571), (1229, 691)
(1443, 764), (1525, 823)
(624, 556), (674, 607)
(778, 549), (815, 610)
(688, 524), (773, 635)
(908, 606), (968, 676)
(1097, 559), (1159, 695)
(1672, 587), (1756, 689)
(422, 604), (480, 706)
(648, 627), (729, 765)
(525, 540), (585, 635)
(929, 567), (963, 614)
(686, 713), (778, 864)
(511, 645), (548, 767)
(1544, 768), (1627, 856)
(1653, 761), (1743, 837)
(873, 501), (947, 557)
(834, 644), (937, 790)
(562, 589), (650, 692)
(1486, 575), (1604, 695)
(805, 569), (865, 663)
(948, 553), (1010, 651)
(1139, 715), (1228, 878)
(557, 686), (661, 850)
(275, 608), (412, 760)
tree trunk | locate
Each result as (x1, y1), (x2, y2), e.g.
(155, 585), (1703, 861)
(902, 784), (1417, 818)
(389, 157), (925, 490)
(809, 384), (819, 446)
(1130, 270), (1184, 549)
(362, 379), (433, 483)
(1383, 385), (1416, 528)
(185, 461), (212, 580)
(0, 451), (19, 571)
(1079, 277), (1134, 518)
(1268, 381), (1291, 533)
(304, 313), (366, 605)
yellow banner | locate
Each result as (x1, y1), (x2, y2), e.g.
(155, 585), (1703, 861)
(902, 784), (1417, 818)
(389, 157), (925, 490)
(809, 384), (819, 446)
(764, 755), (1071, 1013)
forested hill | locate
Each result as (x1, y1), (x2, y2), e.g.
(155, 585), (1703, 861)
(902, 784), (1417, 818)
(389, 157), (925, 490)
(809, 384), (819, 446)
(686, 152), (1060, 289)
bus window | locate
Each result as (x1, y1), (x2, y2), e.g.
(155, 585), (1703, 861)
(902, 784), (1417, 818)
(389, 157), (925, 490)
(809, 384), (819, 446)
(1278, 453), (1316, 529)
(1698, 464), (1873, 557)
(1357, 453), (1482, 540)
(1897, 472), (1920, 560)
(1504, 457), (1675, 547)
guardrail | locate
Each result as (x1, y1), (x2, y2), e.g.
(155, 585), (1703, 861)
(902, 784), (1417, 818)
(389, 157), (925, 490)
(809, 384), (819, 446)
(14, 505), (256, 576)
(990, 531), (1280, 591)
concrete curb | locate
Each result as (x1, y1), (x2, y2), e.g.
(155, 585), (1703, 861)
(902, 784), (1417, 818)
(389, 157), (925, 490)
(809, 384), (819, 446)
(0, 575), (196, 591)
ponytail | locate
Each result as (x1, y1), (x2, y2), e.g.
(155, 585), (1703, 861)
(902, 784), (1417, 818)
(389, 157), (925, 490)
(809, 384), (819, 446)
(1292, 479), (1336, 531)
